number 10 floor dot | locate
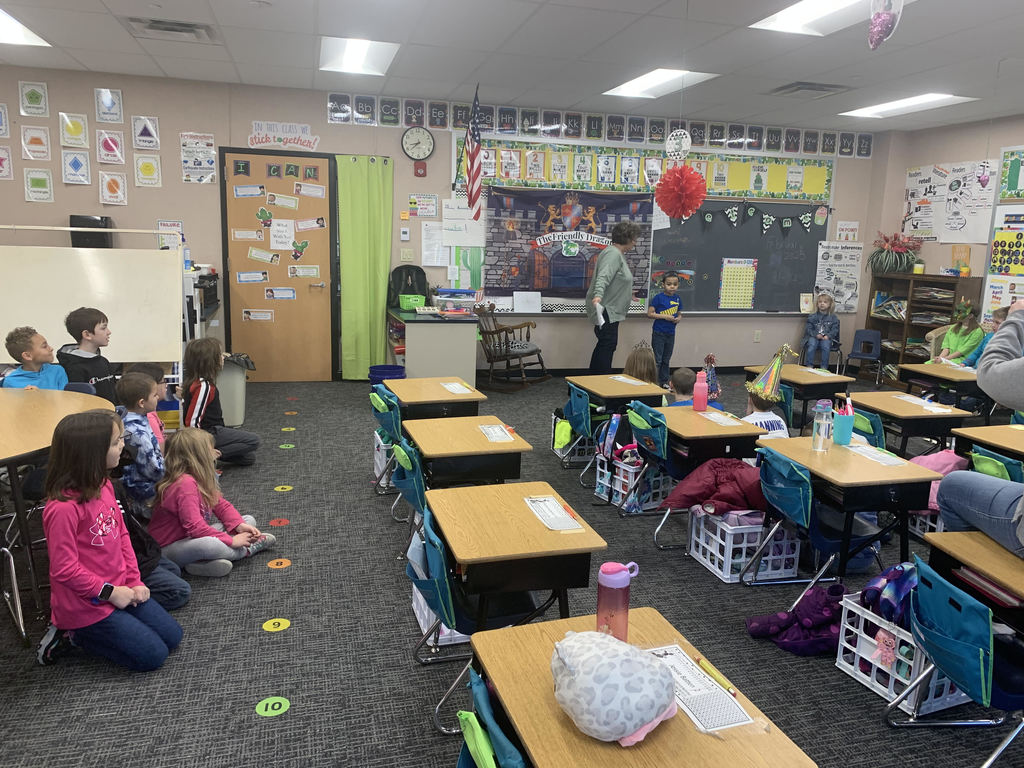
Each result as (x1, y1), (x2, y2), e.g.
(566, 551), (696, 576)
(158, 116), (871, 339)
(255, 696), (290, 717)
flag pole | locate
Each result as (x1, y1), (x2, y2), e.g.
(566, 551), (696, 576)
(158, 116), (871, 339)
(451, 83), (479, 192)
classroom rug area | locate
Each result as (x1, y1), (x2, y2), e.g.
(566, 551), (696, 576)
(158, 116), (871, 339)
(0, 373), (1020, 768)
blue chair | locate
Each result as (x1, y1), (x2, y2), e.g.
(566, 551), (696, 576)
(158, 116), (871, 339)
(853, 408), (887, 450)
(778, 383), (794, 429)
(626, 400), (688, 548)
(842, 329), (883, 386)
(392, 439), (428, 561)
(456, 668), (526, 768)
(884, 555), (1024, 766)
(63, 382), (97, 395)
(1012, 410), (1023, 426)
(801, 338), (843, 373)
(369, 384), (402, 501)
(970, 445), (1024, 484)
(739, 447), (883, 603)
(560, 382), (609, 485)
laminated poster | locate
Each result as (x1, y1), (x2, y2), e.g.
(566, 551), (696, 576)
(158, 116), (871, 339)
(718, 258), (757, 309)
(59, 113), (89, 148)
(295, 217), (326, 231)
(0, 103), (9, 138)
(62, 150), (91, 185)
(157, 220), (184, 249)
(814, 242), (862, 313)
(288, 265), (320, 278)
(247, 246), (280, 265)
(263, 287), (295, 300)
(24, 168), (53, 202)
(99, 171), (127, 206)
(180, 131), (216, 183)
(237, 271), (270, 283)
(19, 81), (48, 117)
(96, 130), (125, 164)
(294, 181), (325, 198)
(266, 193), (298, 210)
(241, 309), (274, 322)
(132, 115), (160, 150)
(0, 146), (12, 180)
(94, 88), (123, 124)
(134, 154), (162, 187)
(21, 126), (49, 161)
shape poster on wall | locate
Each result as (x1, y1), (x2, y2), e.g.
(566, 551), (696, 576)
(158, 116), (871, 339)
(718, 258), (757, 309)
(814, 241), (862, 313)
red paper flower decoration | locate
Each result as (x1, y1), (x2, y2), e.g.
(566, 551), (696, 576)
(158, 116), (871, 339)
(655, 165), (707, 220)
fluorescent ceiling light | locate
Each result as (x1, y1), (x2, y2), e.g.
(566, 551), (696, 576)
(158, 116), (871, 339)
(0, 9), (49, 46)
(319, 36), (399, 76)
(839, 93), (977, 118)
(751, 0), (918, 37)
(604, 69), (717, 99)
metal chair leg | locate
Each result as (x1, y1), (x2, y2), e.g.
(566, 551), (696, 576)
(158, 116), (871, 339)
(390, 494), (408, 523)
(885, 663), (1007, 729)
(397, 509), (422, 562)
(434, 659), (473, 735)
(1, 546), (27, 645)
(412, 618), (473, 666)
(787, 554), (836, 612)
(578, 453), (597, 488)
(653, 506), (689, 551)
(737, 519), (785, 586)
(373, 454), (397, 496)
(615, 462), (648, 517)
(981, 713), (1024, 768)
(560, 434), (585, 469)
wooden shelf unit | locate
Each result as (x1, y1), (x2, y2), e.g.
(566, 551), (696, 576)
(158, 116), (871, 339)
(864, 273), (982, 386)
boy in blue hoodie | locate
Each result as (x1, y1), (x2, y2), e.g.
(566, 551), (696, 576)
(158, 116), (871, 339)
(2, 327), (69, 390)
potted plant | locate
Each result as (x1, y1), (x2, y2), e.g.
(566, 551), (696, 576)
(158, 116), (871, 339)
(868, 231), (923, 273)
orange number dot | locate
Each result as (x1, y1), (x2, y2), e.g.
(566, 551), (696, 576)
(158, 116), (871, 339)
(268, 518), (290, 527)
(268, 558), (292, 570)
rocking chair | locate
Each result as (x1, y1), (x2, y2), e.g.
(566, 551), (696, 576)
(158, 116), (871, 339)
(473, 303), (549, 389)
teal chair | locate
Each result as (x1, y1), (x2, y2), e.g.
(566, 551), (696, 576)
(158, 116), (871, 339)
(392, 439), (428, 561)
(370, 384), (402, 499)
(885, 555), (1024, 767)
(853, 408), (887, 450)
(626, 400), (688, 548)
(560, 382), (609, 485)
(456, 668), (526, 768)
(778, 383), (794, 429)
(970, 445), (1024, 483)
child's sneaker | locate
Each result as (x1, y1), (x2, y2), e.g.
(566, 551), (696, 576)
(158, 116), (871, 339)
(37, 624), (73, 666)
(185, 559), (233, 577)
(244, 533), (276, 557)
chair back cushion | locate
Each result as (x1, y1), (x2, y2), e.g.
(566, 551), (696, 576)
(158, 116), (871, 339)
(758, 447), (813, 528)
(627, 400), (668, 461)
(391, 439), (427, 513)
(852, 409), (886, 449)
(370, 384), (401, 441)
(970, 445), (1024, 483)
(467, 668), (526, 768)
(564, 382), (592, 436)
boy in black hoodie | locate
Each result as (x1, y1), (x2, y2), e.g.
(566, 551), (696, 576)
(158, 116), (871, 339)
(56, 306), (118, 403)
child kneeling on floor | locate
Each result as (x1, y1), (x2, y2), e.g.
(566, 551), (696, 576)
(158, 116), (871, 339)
(149, 427), (275, 577)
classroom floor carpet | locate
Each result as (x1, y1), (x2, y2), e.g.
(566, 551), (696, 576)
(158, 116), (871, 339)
(0, 372), (1020, 768)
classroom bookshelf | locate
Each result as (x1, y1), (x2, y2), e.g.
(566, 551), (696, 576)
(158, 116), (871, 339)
(864, 273), (982, 386)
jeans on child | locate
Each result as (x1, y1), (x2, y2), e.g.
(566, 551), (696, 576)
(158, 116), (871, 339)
(805, 337), (833, 368)
(161, 514), (258, 567)
(143, 557), (191, 611)
(72, 598), (183, 672)
(211, 425), (261, 465)
(937, 470), (1024, 557)
(651, 331), (675, 386)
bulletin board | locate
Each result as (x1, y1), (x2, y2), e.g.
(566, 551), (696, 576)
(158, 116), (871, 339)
(0, 245), (182, 362)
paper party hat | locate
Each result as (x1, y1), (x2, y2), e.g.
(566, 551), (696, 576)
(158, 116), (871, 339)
(745, 344), (798, 402)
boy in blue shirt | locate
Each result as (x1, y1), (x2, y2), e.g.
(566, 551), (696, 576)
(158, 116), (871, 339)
(646, 272), (682, 387)
(2, 326), (69, 390)
(668, 367), (724, 410)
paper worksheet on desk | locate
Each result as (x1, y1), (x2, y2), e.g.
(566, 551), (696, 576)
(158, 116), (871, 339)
(421, 221), (448, 267)
(646, 644), (753, 732)
(442, 198), (486, 247)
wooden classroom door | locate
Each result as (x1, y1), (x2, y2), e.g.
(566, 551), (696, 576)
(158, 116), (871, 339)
(222, 151), (336, 382)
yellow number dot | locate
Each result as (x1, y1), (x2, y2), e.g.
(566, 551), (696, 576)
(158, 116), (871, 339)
(278, 444), (295, 449)
(262, 618), (291, 632)
(274, 485), (293, 492)
(281, 427), (296, 432)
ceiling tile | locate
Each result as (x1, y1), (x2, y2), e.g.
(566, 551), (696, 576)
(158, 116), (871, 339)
(209, 0), (317, 34)
(498, 5), (640, 59)
(3, 0), (106, 10)
(156, 57), (240, 83)
(100, 0), (217, 24)
(468, 53), (567, 89)
(652, 0), (791, 25)
(63, 48), (164, 76)
(236, 62), (314, 89)
(581, 17), (731, 68)
(733, 36), (903, 84)
(379, 77), (460, 99)
(552, 0), (664, 13)
(388, 45), (488, 82)
(409, 0), (540, 51)
(1, 6), (144, 52)
(219, 26), (316, 67)
(0, 42), (86, 69)
(311, 70), (391, 94)
(315, 0), (424, 43)
(137, 39), (232, 61)
(680, 27), (813, 75)
(447, 83), (526, 104)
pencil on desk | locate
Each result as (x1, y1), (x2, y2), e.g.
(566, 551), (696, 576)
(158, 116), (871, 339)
(695, 655), (737, 697)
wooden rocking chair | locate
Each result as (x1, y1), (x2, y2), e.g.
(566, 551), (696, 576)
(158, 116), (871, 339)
(473, 303), (550, 389)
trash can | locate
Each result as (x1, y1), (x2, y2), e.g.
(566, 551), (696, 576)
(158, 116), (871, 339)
(220, 352), (255, 427)
(369, 364), (405, 386)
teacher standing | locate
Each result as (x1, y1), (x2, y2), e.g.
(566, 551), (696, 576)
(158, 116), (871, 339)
(585, 221), (641, 374)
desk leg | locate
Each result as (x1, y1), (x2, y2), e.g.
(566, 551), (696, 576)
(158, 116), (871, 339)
(899, 431), (910, 458)
(837, 508), (855, 578)
(800, 399), (810, 434)
(5, 461), (44, 612)
(557, 589), (569, 619)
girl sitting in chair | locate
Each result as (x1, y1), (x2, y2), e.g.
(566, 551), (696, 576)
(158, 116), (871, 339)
(803, 293), (839, 369)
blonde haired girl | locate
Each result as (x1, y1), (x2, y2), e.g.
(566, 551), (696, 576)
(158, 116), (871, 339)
(803, 293), (839, 369)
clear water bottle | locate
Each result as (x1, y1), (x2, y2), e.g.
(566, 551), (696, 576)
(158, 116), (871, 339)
(811, 399), (833, 452)
(596, 561), (639, 642)
(693, 370), (708, 411)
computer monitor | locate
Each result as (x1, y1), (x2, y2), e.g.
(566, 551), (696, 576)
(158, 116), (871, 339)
(69, 215), (113, 248)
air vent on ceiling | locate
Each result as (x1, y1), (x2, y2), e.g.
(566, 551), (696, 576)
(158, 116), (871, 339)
(120, 17), (221, 44)
(768, 81), (849, 99)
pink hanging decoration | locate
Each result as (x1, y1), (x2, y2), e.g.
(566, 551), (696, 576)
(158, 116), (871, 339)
(868, 0), (904, 50)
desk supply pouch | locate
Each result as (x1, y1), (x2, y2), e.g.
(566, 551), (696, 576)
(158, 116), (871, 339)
(551, 630), (676, 746)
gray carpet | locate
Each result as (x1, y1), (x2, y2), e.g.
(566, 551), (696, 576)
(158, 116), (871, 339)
(0, 373), (1020, 768)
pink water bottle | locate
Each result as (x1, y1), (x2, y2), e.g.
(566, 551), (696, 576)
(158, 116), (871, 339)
(693, 370), (708, 411)
(596, 561), (639, 642)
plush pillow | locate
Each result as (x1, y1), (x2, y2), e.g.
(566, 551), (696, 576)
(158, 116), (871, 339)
(550, 630), (677, 746)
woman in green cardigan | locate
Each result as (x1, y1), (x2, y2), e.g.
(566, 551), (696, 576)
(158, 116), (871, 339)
(928, 300), (983, 364)
(585, 221), (641, 374)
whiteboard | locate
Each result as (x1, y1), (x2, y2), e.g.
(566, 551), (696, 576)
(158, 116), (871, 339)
(0, 246), (182, 363)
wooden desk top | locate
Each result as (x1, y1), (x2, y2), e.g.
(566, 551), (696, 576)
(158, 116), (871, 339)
(425, 481), (607, 564)
(952, 425), (1024, 456)
(841, 390), (971, 419)
(657, 406), (766, 440)
(471, 607), (817, 768)
(925, 531), (1024, 598)
(565, 374), (666, 400)
(403, 415), (533, 458)
(383, 376), (487, 405)
(756, 436), (942, 487)
(744, 363), (854, 387)
(899, 363), (979, 383)
(0, 388), (114, 463)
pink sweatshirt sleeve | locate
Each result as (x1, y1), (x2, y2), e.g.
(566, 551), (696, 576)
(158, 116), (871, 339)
(43, 499), (105, 599)
(169, 476), (235, 545)
(212, 496), (245, 533)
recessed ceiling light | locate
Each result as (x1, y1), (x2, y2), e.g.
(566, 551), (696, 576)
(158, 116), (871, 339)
(751, 0), (919, 37)
(319, 36), (399, 76)
(838, 93), (977, 118)
(0, 8), (49, 46)
(604, 69), (717, 99)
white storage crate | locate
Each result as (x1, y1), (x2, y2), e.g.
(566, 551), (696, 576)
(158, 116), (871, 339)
(411, 588), (470, 647)
(373, 430), (396, 490)
(908, 512), (945, 539)
(689, 510), (800, 584)
(594, 454), (674, 512)
(835, 592), (969, 715)
(550, 411), (599, 466)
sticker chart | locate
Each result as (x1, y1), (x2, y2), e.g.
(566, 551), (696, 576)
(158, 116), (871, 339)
(645, 644), (753, 732)
(718, 258), (757, 309)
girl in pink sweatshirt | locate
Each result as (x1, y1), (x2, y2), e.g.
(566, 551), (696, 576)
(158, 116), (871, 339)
(149, 427), (275, 578)
(38, 409), (182, 670)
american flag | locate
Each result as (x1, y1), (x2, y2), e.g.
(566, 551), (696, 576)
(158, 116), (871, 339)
(464, 86), (482, 221)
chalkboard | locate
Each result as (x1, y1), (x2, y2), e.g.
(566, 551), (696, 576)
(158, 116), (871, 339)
(650, 200), (829, 312)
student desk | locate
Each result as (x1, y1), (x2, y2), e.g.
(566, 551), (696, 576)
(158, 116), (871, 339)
(564, 374), (665, 413)
(425, 482), (606, 625)
(0, 388), (114, 639)
(471, 607), (817, 768)
(842, 390), (971, 457)
(383, 376), (486, 419)
(756, 437), (941, 576)
(403, 415), (532, 486)
(744, 364), (855, 430)
(925, 531), (1024, 629)
(657, 406), (766, 465)
(951, 425), (1024, 463)
(898, 363), (990, 423)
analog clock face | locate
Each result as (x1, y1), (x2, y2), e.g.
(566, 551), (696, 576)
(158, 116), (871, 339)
(401, 126), (435, 160)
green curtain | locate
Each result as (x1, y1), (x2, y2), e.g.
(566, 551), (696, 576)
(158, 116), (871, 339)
(336, 155), (393, 379)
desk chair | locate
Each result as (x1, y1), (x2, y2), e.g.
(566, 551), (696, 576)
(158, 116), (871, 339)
(560, 382), (609, 484)
(369, 384), (402, 509)
(970, 445), (1024, 483)
(626, 400), (688, 547)
(63, 382), (96, 395)
(778, 384), (794, 429)
(800, 338), (843, 373)
(842, 329), (883, 386)
(391, 439), (428, 562)
(885, 555), (1024, 768)
(456, 668), (526, 768)
(474, 303), (549, 389)
(853, 409), (888, 450)
(406, 507), (542, 734)
(0, 496), (26, 644)
(739, 447), (883, 606)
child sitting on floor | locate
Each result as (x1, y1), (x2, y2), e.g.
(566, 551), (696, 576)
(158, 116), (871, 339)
(124, 362), (170, 449)
(115, 372), (164, 518)
(668, 367), (723, 410)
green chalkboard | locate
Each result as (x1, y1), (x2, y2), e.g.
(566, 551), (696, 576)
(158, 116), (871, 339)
(650, 200), (829, 312)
